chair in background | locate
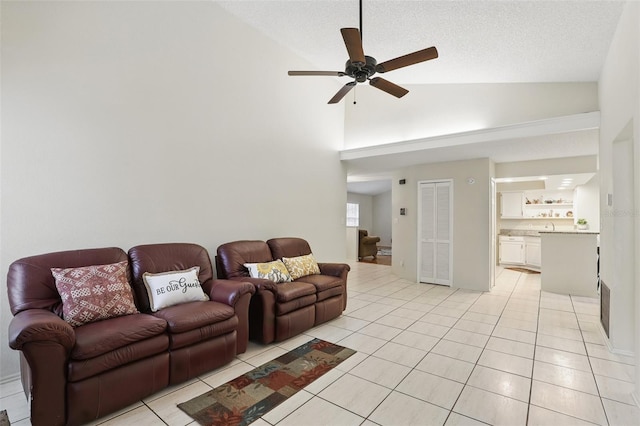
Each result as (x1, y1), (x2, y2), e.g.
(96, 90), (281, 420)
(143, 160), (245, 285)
(358, 229), (380, 260)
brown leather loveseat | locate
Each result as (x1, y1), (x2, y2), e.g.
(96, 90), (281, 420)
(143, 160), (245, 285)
(6, 243), (254, 426)
(216, 237), (350, 344)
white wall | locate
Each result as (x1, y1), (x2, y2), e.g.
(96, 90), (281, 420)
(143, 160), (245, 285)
(345, 83), (599, 149)
(574, 174), (600, 230)
(392, 159), (492, 291)
(372, 190), (392, 247)
(598, 0), (640, 396)
(1, 1), (346, 380)
(346, 192), (373, 233)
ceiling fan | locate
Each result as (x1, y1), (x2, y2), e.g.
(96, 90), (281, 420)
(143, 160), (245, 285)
(288, 0), (438, 104)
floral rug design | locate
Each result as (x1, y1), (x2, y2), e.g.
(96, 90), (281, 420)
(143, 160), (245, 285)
(177, 338), (356, 426)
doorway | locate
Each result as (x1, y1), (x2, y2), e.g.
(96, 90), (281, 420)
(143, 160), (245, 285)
(418, 180), (453, 286)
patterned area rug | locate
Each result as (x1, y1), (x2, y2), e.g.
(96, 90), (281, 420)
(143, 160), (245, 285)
(178, 338), (356, 426)
(0, 410), (10, 426)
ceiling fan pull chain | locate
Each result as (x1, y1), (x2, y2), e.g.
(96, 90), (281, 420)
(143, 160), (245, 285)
(353, 86), (357, 105)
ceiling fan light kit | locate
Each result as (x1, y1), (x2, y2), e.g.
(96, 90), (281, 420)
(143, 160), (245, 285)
(287, 1), (438, 104)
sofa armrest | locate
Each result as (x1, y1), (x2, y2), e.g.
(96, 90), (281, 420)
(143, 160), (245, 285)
(318, 262), (351, 278)
(318, 263), (350, 310)
(9, 309), (75, 351)
(207, 279), (255, 307)
(206, 279), (255, 354)
(8, 310), (74, 426)
(361, 236), (380, 245)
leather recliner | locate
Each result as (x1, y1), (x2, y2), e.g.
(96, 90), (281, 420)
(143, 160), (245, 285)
(128, 243), (255, 382)
(7, 244), (254, 426)
(216, 237), (349, 344)
(358, 229), (380, 260)
(7, 247), (169, 426)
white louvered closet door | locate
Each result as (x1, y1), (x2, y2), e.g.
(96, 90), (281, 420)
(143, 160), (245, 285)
(419, 181), (452, 286)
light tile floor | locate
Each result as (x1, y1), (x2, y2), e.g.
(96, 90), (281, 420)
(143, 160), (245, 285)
(1, 263), (638, 425)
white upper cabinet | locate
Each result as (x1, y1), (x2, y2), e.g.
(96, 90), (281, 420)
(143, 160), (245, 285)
(500, 192), (523, 218)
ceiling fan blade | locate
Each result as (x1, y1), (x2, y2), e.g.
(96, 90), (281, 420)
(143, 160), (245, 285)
(288, 71), (346, 76)
(376, 46), (438, 73)
(369, 77), (409, 98)
(340, 28), (366, 65)
(328, 82), (357, 104)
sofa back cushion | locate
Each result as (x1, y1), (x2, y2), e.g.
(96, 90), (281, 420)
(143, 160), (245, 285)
(7, 247), (129, 317)
(128, 243), (214, 313)
(267, 237), (313, 260)
(216, 240), (273, 279)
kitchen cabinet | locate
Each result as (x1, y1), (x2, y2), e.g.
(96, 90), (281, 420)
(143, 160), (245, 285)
(500, 192), (523, 218)
(525, 237), (541, 268)
(499, 236), (525, 265)
(500, 235), (541, 269)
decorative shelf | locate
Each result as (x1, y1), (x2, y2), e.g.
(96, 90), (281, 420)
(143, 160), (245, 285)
(525, 203), (573, 207)
(525, 217), (574, 220)
(502, 216), (574, 220)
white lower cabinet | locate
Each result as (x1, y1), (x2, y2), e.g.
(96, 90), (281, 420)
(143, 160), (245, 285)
(525, 237), (541, 268)
(499, 236), (525, 265)
(499, 235), (541, 270)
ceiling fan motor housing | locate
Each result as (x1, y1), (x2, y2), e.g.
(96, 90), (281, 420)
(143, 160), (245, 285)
(345, 55), (377, 82)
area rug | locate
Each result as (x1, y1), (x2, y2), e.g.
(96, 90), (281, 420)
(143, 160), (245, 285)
(178, 338), (356, 426)
(0, 410), (10, 426)
(506, 267), (540, 274)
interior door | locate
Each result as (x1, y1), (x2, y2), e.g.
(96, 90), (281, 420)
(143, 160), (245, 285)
(419, 181), (452, 286)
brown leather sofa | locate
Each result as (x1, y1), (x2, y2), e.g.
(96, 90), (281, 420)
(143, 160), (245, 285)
(7, 244), (254, 426)
(358, 229), (380, 260)
(216, 237), (350, 344)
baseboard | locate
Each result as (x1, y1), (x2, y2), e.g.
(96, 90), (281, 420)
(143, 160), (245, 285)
(0, 372), (20, 385)
(598, 322), (636, 357)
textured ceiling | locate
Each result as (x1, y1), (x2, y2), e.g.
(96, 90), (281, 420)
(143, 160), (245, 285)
(216, 1), (622, 186)
(217, 0), (625, 85)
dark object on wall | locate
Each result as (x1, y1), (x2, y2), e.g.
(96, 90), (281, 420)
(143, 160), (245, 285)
(601, 281), (610, 338)
(399, 179), (406, 185)
(400, 208), (406, 215)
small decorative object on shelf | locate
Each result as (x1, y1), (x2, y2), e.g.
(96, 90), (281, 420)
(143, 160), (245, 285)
(577, 218), (588, 230)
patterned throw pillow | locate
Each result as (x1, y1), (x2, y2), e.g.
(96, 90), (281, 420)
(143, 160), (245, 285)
(142, 267), (209, 312)
(244, 260), (292, 283)
(281, 254), (321, 280)
(51, 261), (139, 327)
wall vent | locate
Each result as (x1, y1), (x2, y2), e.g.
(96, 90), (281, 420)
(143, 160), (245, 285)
(600, 281), (610, 338)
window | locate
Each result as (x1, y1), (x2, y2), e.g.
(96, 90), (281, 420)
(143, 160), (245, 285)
(346, 203), (359, 227)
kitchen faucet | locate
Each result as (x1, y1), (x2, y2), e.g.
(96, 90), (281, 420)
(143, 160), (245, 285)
(545, 222), (555, 231)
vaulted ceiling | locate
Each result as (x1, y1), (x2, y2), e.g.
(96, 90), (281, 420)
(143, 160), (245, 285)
(218, 0), (624, 85)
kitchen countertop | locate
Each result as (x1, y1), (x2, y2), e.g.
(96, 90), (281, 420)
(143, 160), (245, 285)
(499, 230), (542, 237)
(500, 229), (599, 236)
(538, 230), (600, 234)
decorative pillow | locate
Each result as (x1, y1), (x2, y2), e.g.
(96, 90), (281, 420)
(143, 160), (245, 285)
(51, 261), (139, 327)
(142, 266), (209, 312)
(281, 254), (321, 280)
(244, 260), (292, 283)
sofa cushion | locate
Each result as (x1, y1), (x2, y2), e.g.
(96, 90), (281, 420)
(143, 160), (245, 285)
(72, 313), (167, 360)
(295, 274), (344, 293)
(244, 260), (292, 283)
(142, 267), (209, 312)
(51, 261), (139, 327)
(276, 294), (317, 315)
(68, 334), (169, 382)
(152, 300), (235, 334)
(273, 281), (317, 303)
(281, 254), (321, 280)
